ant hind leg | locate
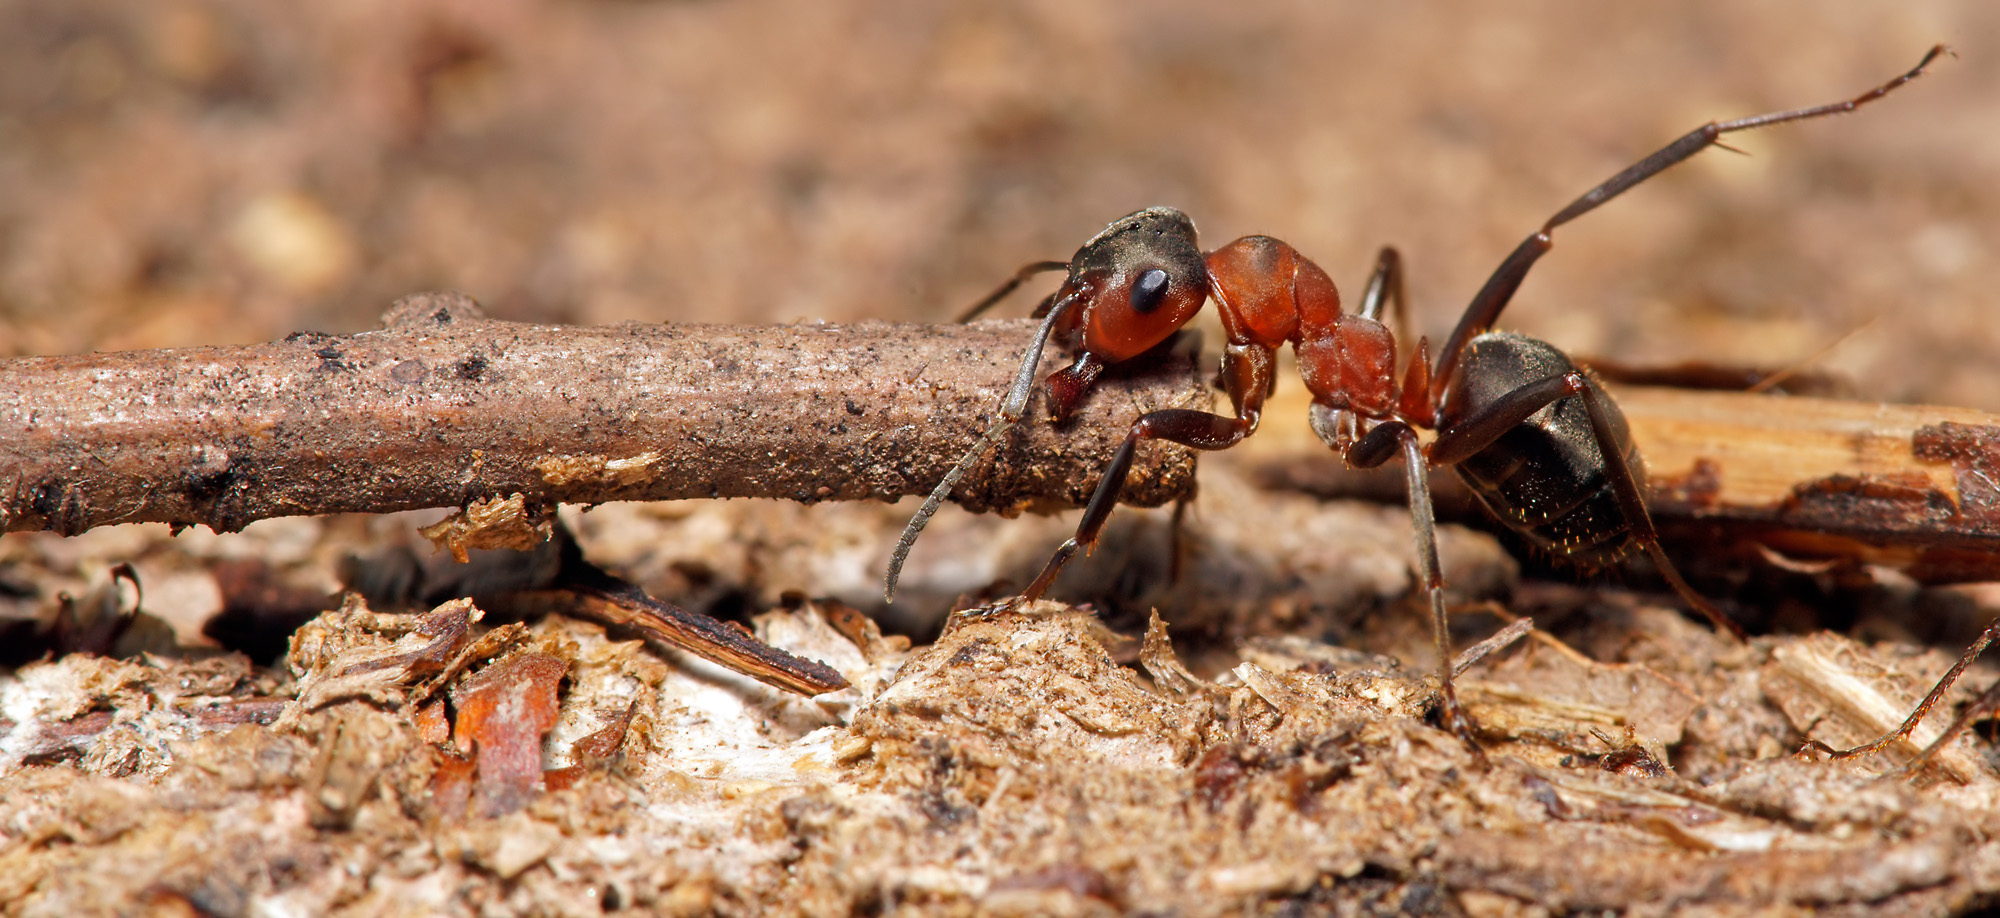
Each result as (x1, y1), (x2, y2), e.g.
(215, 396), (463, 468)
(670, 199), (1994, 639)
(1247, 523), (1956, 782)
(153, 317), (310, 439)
(1428, 369), (1744, 639)
(1812, 615), (2000, 774)
(1431, 46), (1949, 397)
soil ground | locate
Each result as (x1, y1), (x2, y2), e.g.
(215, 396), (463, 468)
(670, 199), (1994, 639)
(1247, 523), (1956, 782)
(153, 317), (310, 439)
(4, 3), (2000, 915)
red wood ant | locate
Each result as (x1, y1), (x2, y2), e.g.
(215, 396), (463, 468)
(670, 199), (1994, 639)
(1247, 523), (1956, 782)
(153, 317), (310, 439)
(887, 47), (1946, 738)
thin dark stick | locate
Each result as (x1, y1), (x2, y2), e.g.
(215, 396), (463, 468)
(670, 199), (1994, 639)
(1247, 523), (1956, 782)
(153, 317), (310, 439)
(562, 578), (850, 697)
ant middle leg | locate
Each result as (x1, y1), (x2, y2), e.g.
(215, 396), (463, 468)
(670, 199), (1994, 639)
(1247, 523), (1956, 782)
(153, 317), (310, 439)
(1339, 419), (1471, 740)
(1020, 407), (1255, 602)
(1431, 45), (1949, 395)
(1341, 375), (1635, 740)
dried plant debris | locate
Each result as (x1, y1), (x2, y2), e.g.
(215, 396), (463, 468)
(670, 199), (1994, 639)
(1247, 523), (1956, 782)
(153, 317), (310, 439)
(417, 494), (557, 565)
(2, 596), (1999, 916)
(0, 652), (281, 776)
(3, 471), (1999, 915)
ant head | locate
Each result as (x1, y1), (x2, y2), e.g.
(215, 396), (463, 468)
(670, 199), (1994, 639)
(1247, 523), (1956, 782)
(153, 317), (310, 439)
(1062, 207), (1210, 364)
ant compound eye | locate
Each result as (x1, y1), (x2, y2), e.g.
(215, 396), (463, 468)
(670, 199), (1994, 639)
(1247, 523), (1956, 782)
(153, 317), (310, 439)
(1129, 268), (1171, 315)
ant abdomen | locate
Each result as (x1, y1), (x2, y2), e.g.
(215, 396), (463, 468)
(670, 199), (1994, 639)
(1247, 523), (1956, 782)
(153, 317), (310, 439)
(1443, 332), (1640, 568)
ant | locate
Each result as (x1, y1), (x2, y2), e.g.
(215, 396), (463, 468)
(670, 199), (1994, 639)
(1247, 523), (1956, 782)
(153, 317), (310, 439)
(886, 47), (1947, 739)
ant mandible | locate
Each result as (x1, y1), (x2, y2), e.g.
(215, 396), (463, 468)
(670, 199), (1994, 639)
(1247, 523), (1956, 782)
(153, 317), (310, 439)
(886, 47), (1947, 738)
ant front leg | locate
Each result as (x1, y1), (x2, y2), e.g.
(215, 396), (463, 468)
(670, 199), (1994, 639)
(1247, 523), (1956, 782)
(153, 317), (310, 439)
(885, 293), (1082, 601)
(1019, 343), (1274, 601)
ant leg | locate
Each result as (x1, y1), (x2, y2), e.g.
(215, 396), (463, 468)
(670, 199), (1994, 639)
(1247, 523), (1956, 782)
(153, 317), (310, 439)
(1428, 372), (1745, 638)
(1567, 380), (1744, 639)
(1342, 420), (1472, 742)
(1816, 615), (2000, 762)
(1349, 247), (1439, 426)
(1899, 676), (2000, 780)
(885, 293), (1081, 601)
(1020, 407), (1252, 602)
(1043, 352), (1108, 425)
(1356, 247), (1407, 325)
(1432, 45), (1948, 395)
(1020, 344), (1274, 601)
(1357, 247), (1427, 395)
(954, 260), (1070, 323)
(1167, 494), (1193, 586)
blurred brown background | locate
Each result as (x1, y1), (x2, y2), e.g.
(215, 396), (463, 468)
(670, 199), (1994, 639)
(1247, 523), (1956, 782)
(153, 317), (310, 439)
(2, 1), (1993, 408)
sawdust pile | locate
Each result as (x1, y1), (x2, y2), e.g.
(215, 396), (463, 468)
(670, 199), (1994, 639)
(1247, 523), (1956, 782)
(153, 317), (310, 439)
(5, 571), (1999, 916)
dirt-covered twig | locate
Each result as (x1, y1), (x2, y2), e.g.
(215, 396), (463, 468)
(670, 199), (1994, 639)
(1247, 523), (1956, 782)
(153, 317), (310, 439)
(0, 292), (1203, 535)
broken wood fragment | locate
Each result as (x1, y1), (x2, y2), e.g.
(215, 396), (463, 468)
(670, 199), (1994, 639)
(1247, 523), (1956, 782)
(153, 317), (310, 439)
(1238, 382), (2000, 583)
(449, 652), (567, 818)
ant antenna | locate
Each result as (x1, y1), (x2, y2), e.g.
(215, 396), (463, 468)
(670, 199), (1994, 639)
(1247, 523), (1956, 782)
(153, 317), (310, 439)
(955, 261), (1069, 323)
(1745, 317), (1878, 394)
(885, 292), (1080, 601)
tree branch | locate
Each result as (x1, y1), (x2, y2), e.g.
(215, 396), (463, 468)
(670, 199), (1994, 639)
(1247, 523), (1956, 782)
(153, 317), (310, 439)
(1, 292), (1204, 535)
